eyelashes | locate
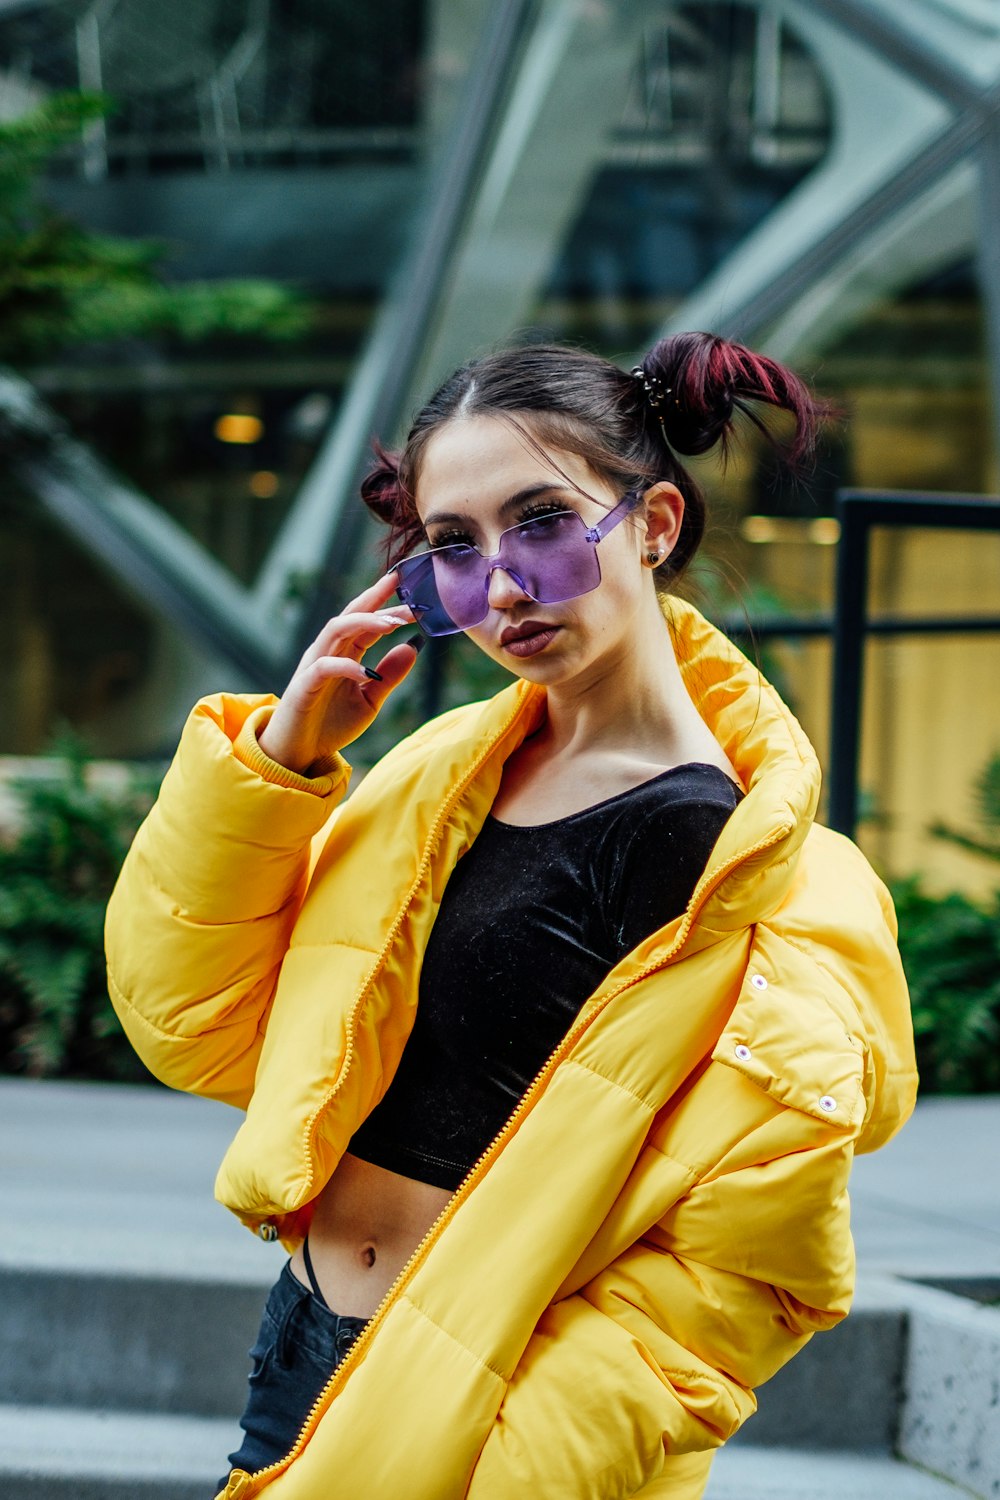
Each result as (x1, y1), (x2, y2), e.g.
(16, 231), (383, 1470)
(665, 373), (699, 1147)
(427, 500), (569, 549)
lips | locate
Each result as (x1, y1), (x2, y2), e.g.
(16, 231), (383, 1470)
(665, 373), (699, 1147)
(499, 620), (561, 658)
(500, 619), (555, 646)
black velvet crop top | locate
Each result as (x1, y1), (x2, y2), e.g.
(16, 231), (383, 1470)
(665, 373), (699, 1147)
(347, 763), (742, 1191)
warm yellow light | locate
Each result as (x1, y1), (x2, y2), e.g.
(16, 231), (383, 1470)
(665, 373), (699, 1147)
(215, 413), (263, 444)
(740, 515), (778, 544)
(810, 517), (841, 546)
(249, 470), (280, 498)
(741, 515), (842, 546)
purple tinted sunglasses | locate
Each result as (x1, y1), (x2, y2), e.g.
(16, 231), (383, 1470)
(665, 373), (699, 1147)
(396, 488), (643, 637)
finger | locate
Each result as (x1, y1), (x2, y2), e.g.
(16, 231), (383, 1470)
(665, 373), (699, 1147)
(356, 637), (423, 709)
(303, 606), (415, 667)
(342, 569), (401, 616)
(299, 654), (385, 695)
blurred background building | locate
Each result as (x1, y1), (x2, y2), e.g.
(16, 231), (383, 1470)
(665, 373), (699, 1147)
(1, 0), (999, 893)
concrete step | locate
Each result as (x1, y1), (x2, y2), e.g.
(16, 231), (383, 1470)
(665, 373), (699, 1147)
(0, 1414), (972, 1500)
(0, 1404), (239, 1500)
(705, 1446), (975, 1499)
(0, 1265), (908, 1447)
(0, 1269), (266, 1417)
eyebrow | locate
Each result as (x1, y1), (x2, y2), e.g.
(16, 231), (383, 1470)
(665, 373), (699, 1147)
(422, 482), (576, 530)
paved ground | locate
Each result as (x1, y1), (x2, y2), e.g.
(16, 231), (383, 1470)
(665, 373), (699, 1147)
(2, 1079), (998, 1285)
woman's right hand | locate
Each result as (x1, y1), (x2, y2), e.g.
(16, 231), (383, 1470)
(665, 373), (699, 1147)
(256, 572), (421, 775)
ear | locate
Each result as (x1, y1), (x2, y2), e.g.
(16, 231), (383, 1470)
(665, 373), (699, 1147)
(642, 481), (684, 559)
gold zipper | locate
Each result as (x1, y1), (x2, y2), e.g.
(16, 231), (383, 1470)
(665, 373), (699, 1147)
(253, 684), (532, 1242)
(233, 788), (789, 1492)
(227, 690), (536, 1492)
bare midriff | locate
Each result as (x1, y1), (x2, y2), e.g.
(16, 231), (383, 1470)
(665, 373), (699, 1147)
(288, 1152), (454, 1319)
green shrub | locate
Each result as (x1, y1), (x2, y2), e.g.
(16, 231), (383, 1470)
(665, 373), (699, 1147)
(891, 876), (1000, 1094)
(0, 740), (160, 1080)
(929, 750), (1000, 865)
(0, 92), (309, 365)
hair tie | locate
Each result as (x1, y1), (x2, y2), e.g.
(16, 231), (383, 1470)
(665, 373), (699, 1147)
(631, 364), (682, 433)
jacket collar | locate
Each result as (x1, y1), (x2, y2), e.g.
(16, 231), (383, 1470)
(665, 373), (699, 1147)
(438, 600), (821, 948)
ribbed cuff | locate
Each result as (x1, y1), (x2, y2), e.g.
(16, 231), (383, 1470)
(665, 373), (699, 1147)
(232, 705), (350, 797)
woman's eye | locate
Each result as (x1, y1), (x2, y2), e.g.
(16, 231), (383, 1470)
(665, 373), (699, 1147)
(430, 531), (477, 551)
(518, 508), (576, 537)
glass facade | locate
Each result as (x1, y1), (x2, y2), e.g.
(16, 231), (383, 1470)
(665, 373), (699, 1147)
(2, 0), (999, 892)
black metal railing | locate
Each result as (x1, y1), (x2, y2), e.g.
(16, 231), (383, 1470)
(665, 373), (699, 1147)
(724, 490), (1000, 839)
(829, 489), (1000, 837)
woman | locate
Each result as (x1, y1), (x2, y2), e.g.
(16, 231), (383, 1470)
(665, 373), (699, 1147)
(105, 333), (917, 1500)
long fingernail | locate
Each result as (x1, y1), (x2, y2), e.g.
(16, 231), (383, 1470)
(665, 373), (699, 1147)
(363, 666), (383, 681)
(406, 634), (426, 654)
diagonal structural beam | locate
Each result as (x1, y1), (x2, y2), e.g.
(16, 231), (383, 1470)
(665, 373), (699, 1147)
(0, 368), (283, 684)
(652, 0), (962, 349)
(398, 0), (664, 410)
(974, 114), (1000, 471)
(255, 0), (543, 645)
(285, 0), (665, 658)
(651, 0), (1000, 473)
(656, 0), (1000, 360)
(807, 0), (988, 108)
(1, 0), (542, 686)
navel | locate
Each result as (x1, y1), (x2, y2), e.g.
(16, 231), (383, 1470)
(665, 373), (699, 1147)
(360, 1243), (376, 1269)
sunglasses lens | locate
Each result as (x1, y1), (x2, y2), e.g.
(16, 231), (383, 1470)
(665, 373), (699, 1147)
(396, 512), (602, 635)
(396, 551), (471, 635)
(499, 511), (599, 602)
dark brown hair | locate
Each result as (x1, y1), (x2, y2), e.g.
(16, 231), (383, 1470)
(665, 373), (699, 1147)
(361, 332), (827, 584)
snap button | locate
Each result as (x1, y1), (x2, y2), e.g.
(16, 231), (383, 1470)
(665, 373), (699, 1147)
(258, 1221), (279, 1243)
(734, 1043), (752, 1062)
(750, 974), (768, 991)
(818, 1096), (838, 1113)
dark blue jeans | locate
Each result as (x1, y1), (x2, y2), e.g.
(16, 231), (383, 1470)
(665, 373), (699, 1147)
(221, 1260), (369, 1489)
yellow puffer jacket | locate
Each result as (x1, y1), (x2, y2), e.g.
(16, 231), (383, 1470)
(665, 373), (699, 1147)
(105, 601), (917, 1500)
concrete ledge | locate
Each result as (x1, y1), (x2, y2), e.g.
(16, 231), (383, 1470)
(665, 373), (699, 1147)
(895, 1282), (1000, 1500)
(706, 1445), (975, 1499)
(734, 1299), (906, 1451)
(0, 1404), (238, 1500)
(0, 1270), (265, 1417)
(0, 1265), (913, 1447)
(0, 1413), (971, 1500)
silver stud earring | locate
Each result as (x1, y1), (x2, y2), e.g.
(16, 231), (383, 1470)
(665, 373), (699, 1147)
(646, 550), (663, 566)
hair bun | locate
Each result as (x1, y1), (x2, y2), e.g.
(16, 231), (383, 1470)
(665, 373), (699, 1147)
(639, 331), (825, 466)
(360, 440), (405, 525)
(664, 384), (734, 456)
(360, 439), (427, 567)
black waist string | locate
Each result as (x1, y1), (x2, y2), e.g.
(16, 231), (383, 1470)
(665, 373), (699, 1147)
(301, 1236), (330, 1309)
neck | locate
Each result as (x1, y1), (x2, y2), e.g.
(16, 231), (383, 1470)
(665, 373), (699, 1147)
(538, 593), (710, 768)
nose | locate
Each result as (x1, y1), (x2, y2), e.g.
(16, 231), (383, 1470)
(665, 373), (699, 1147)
(486, 563), (531, 611)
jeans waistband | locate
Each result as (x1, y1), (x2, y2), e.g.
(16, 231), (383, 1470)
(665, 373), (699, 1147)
(268, 1259), (369, 1366)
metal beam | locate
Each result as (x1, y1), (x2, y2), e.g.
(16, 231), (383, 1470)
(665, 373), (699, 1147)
(710, 107), (990, 345)
(828, 489), (1000, 837)
(0, 368), (281, 683)
(975, 116), (1000, 472)
(648, 0), (965, 354)
(401, 0), (663, 408)
(807, 0), (986, 109)
(256, 0), (542, 650)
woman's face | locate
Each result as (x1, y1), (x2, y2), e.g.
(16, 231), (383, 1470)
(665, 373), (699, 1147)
(412, 415), (679, 689)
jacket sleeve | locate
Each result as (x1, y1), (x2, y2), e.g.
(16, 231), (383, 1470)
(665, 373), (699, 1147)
(104, 693), (350, 1107)
(467, 1104), (857, 1499)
